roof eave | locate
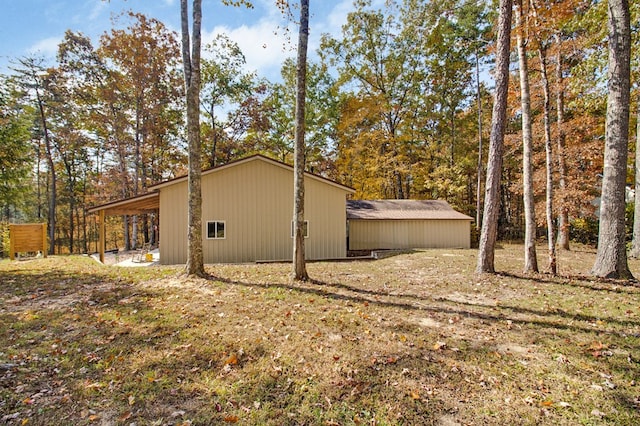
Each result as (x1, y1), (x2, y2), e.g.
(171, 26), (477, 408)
(87, 191), (160, 215)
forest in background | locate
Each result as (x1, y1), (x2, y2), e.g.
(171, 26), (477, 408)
(0, 0), (639, 255)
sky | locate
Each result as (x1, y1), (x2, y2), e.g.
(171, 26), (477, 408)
(0, 0), (357, 80)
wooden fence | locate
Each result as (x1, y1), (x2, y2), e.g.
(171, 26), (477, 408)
(9, 223), (47, 260)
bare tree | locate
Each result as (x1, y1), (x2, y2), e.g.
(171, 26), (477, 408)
(592, 0), (633, 279)
(476, 0), (513, 274)
(181, 0), (205, 276)
(293, 0), (310, 281)
(529, 0), (558, 274)
(538, 44), (557, 274)
(15, 57), (57, 255)
(555, 34), (570, 251)
(515, 0), (538, 273)
(475, 48), (483, 229)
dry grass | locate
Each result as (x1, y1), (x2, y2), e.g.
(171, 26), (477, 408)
(1, 245), (640, 425)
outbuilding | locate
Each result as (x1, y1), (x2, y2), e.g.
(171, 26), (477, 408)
(346, 199), (473, 251)
(89, 155), (355, 264)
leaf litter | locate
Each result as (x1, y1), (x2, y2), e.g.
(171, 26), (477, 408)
(1, 246), (639, 424)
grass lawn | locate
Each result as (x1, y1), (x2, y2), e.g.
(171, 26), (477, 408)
(1, 244), (640, 425)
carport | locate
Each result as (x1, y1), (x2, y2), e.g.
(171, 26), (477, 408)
(87, 191), (159, 263)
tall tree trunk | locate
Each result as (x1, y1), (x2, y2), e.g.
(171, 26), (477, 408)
(123, 215), (130, 251)
(538, 45), (557, 274)
(181, 0), (205, 276)
(133, 100), (142, 251)
(476, 0), (512, 274)
(515, 0), (538, 273)
(450, 109), (455, 167)
(82, 196), (88, 254)
(143, 214), (150, 245)
(68, 182), (75, 253)
(293, 0), (310, 281)
(132, 216), (138, 250)
(35, 89), (56, 255)
(592, 0), (633, 279)
(630, 94), (640, 257)
(555, 35), (570, 250)
(36, 142), (43, 221)
(475, 48), (484, 228)
(396, 169), (405, 199)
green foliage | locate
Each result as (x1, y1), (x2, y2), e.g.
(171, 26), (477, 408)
(0, 222), (9, 258)
(323, 0), (490, 207)
(0, 75), (33, 220)
(8, 13), (186, 254)
(570, 217), (599, 245)
(240, 58), (339, 172)
(201, 34), (256, 167)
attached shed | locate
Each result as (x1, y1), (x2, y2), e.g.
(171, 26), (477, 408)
(347, 200), (473, 250)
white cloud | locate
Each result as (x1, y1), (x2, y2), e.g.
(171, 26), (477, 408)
(306, 0), (353, 54)
(87, 0), (109, 21)
(319, 0), (352, 36)
(204, 18), (296, 80)
(28, 36), (62, 58)
(199, 0), (357, 81)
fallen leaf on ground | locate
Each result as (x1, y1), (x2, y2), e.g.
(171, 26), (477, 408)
(433, 341), (447, 350)
(225, 353), (238, 365)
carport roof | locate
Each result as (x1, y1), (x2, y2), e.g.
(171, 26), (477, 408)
(347, 200), (473, 220)
(87, 191), (159, 216)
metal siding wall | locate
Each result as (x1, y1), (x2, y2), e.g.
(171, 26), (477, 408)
(159, 182), (188, 264)
(349, 220), (471, 250)
(202, 161), (258, 263)
(159, 158), (351, 264)
(254, 160), (350, 261)
(305, 178), (348, 259)
(254, 160), (293, 261)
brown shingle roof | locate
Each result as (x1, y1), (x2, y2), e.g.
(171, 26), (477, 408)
(346, 200), (473, 220)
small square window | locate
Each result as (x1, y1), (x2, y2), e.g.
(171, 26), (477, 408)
(207, 221), (225, 239)
(291, 220), (309, 238)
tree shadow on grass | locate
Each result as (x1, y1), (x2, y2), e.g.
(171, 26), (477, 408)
(497, 271), (640, 294)
(208, 274), (640, 340)
(204, 273), (640, 424)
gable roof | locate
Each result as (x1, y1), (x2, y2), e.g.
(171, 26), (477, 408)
(88, 155), (354, 216)
(149, 154), (355, 193)
(346, 199), (473, 220)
